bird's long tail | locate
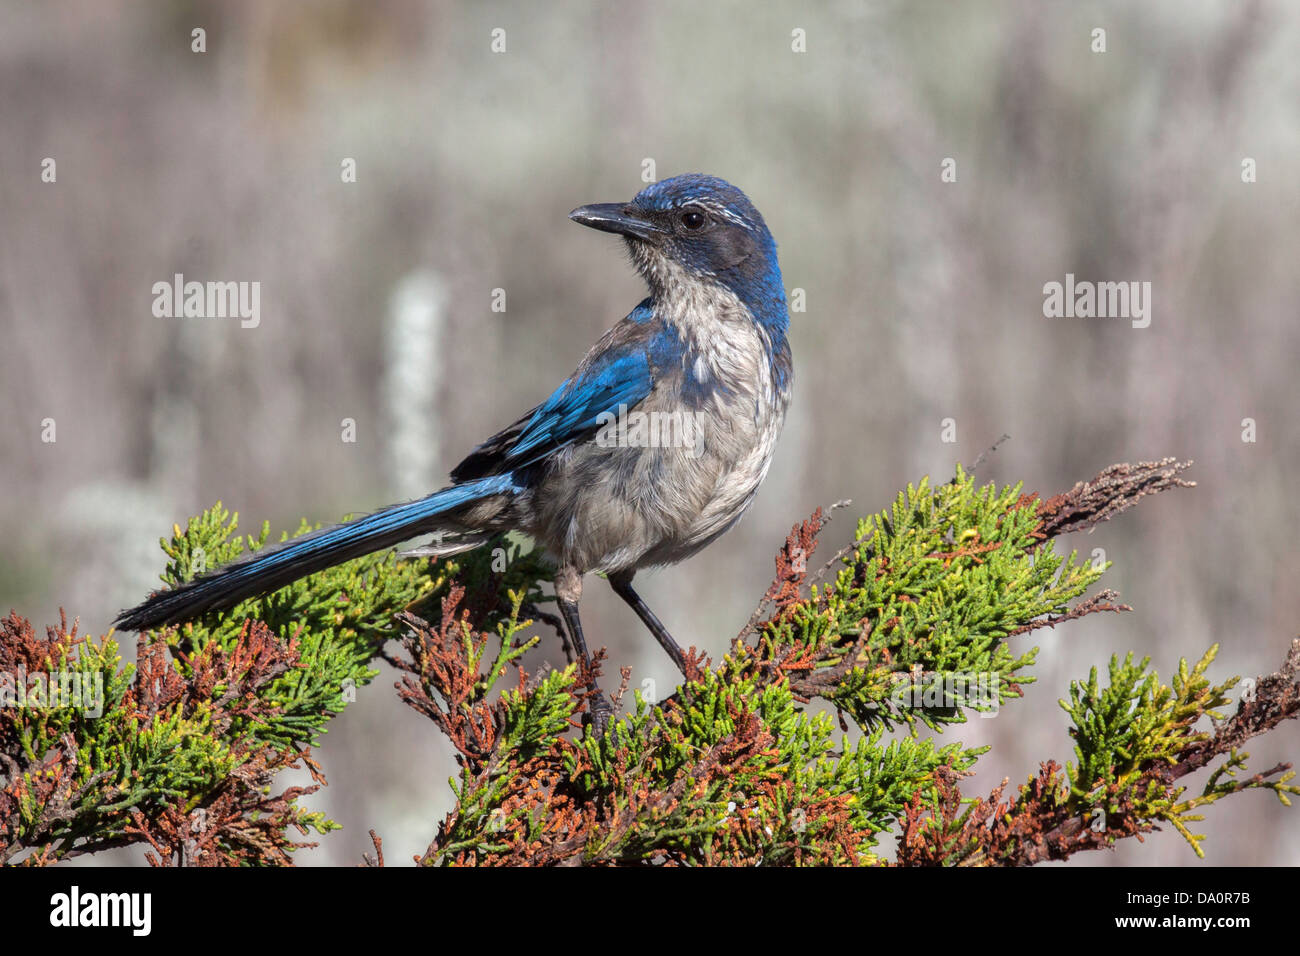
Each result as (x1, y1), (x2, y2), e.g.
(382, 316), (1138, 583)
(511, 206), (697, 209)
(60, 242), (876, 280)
(113, 473), (518, 632)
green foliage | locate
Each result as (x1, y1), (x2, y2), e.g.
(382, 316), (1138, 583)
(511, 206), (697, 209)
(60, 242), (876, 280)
(427, 611), (990, 864)
(1059, 646), (1299, 856)
(0, 613), (336, 864)
(3, 464), (1294, 866)
(752, 468), (1102, 731)
(1, 503), (551, 864)
(572, 667), (983, 865)
(155, 504), (548, 749)
(417, 468), (1293, 865)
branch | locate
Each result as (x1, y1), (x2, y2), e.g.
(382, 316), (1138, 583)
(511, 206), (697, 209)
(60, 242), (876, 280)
(1035, 457), (1195, 537)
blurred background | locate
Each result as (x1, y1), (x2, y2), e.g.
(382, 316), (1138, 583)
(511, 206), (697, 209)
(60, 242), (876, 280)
(1, 0), (1296, 866)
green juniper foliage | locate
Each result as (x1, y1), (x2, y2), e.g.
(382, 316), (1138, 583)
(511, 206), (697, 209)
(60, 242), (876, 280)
(1059, 646), (1295, 858)
(154, 504), (547, 747)
(763, 470), (1100, 731)
(1, 462), (1294, 865)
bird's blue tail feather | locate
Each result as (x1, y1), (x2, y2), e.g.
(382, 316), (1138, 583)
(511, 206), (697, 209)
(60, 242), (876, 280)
(113, 473), (516, 632)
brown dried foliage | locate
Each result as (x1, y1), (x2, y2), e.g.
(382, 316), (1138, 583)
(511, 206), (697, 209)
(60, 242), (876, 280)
(0, 613), (327, 866)
(1035, 457), (1195, 537)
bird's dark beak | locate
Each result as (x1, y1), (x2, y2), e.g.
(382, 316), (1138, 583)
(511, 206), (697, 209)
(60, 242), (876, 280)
(569, 203), (665, 241)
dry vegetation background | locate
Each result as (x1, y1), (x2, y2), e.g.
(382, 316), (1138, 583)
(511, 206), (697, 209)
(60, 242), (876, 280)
(0, 0), (1296, 866)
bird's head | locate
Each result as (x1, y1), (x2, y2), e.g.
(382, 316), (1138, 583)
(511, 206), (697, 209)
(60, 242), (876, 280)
(570, 174), (787, 333)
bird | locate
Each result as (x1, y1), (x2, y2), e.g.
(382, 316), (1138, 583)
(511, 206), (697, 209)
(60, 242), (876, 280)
(115, 173), (793, 726)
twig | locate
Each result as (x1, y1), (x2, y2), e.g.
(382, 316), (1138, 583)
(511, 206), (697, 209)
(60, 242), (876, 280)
(965, 433), (1011, 478)
(364, 829), (385, 868)
(1036, 457), (1195, 537)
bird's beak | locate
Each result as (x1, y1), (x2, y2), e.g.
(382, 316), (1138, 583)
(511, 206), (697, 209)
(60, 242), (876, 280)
(568, 203), (666, 241)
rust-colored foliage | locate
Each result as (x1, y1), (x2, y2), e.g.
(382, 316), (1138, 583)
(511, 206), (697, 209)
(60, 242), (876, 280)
(759, 507), (825, 621)
(897, 761), (1152, 866)
(0, 613), (328, 866)
(391, 585), (503, 760)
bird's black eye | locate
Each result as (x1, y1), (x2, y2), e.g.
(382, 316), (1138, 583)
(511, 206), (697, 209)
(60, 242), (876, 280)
(680, 209), (706, 231)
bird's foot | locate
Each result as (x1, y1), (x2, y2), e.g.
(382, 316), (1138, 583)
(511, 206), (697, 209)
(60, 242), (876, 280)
(583, 694), (618, 737)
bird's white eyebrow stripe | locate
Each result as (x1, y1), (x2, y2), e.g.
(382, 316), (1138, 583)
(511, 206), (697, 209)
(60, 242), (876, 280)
(692, 199), (751, 230)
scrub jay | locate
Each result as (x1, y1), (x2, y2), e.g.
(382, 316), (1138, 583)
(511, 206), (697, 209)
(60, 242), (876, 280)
(116, 173), (792, 722)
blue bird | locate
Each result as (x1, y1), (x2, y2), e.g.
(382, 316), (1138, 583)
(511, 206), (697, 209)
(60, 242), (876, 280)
(115, 173), (793, 724)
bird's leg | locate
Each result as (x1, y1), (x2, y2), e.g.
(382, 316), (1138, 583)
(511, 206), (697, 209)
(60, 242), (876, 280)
(556, 566), (614, 731)
(608, 571), (688, 676)
(557, 598), (594, 674)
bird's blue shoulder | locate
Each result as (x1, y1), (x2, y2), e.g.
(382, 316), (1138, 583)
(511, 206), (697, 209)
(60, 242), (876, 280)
(449, 301), (666, 481)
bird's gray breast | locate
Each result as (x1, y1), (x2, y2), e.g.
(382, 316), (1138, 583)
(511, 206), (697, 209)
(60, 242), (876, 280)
(530, 280), (790, 574)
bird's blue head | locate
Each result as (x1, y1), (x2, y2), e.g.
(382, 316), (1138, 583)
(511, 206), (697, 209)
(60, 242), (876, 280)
(569, 174), (788, 336)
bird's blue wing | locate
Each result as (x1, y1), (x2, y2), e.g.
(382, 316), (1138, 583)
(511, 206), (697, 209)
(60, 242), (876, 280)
(450, 336), (655, 481)
(510, 348), (653, 460)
